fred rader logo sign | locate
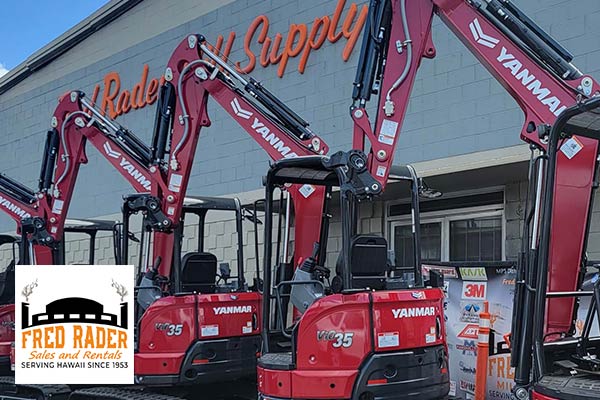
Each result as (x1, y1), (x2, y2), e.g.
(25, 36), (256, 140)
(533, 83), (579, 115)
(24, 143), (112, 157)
(15, 265), (134, 384)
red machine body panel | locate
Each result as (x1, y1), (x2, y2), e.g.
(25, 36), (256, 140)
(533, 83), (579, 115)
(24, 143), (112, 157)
(371, 289), (445, 351)
(136, 292), (261, 376)
(532, 392), (558, 400)
(256, 289), (446, 399)
(137, 296), (198, 355)
(295, 292), (372, 371)
(257, 366), (292, 399)
(0, 304), (14, 357)
(196, 292), (261, 339)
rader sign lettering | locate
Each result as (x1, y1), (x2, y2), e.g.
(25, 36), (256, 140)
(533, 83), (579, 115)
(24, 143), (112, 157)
(88, 0), (367, 119)
(16, 265), (134, 384)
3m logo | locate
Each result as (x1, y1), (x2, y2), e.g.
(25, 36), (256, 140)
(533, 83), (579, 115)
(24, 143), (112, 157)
(469, 18), (499, 48)
(103, 142), (122, 159)
(230, 97), (253, 120)
(457, 324), (479, 340)
(456, 340), (478, 356)
(462, 281), (487, 300)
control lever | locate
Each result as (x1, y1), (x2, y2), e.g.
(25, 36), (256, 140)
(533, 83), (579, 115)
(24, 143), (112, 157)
(137, 256), (163, 310)
(127, 231), (140, 243)
(290, 242), (325, 313)
(299, 242), (320, 273)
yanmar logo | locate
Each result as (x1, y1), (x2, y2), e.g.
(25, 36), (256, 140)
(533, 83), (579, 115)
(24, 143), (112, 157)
(103, 142), (151, 191)
(0, 195), (32, 219)
(230, 97), (298, 159)
(497, 47), (567, 116)
(392, 306), (435, 319)
(213, 306), (252, 315)
(469, 18), (568, 117)
(119, 159), (151, 191)
(251, 118), (298, 158)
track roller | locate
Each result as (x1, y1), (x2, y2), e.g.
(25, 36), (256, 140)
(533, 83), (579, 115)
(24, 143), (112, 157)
(0, 376), (70, 400)
(68, 387), (186, 400)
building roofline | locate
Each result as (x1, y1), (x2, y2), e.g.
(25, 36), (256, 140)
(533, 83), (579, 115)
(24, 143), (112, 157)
(0, 0), (143, 96)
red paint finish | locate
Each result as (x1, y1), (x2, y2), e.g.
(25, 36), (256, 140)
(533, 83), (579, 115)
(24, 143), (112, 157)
(532, 391), (558, 400)
(257, 367), (357, 399)
(136, 292), (261, 375)
(295, 292), (372, 372)
(197, 292), (261, 338)
(0, 304), (14, 358)
(134, 353), (185, 375)
(372, 289), (445, 351)
(137, 295), (198, 354)
(260, 290), (446, 399)
(291, 370), (357, 399)
(257, 366), (292, 399)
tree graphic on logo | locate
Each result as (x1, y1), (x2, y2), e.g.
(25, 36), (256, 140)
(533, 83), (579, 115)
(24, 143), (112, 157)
(111, 279), (128, 302)
(21, 280), (38, 302)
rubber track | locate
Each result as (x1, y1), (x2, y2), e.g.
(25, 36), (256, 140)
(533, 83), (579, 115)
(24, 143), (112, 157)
(69, 387), (186, 400)
(0, 376), (71, 399)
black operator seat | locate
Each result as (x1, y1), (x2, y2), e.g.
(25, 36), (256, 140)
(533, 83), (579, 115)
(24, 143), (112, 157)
(0, 234), (18, 304)
(0, 260), (15, 304)
(181, 252), (218, 294)
(349, 234), (388, 290)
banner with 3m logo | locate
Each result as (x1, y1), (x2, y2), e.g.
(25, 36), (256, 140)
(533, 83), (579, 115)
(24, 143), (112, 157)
(423, 263), (515, 400)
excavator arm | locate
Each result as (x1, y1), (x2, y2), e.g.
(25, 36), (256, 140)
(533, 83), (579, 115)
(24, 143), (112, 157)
(52, 34), (329, 285)
(351, 0), (600, 391)
(0, 102), (94, 265)
(148, 34), (330, 280)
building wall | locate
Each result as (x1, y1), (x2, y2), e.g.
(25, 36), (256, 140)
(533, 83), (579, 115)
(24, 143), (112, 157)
(2, 0), (600, 233)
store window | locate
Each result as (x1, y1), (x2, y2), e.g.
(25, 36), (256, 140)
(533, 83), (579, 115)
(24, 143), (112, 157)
(388, 191), (504, 265)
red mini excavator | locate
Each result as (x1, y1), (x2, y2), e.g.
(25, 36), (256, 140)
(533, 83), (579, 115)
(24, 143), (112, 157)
(253, 0), (600, 397)
(257, 151), (449, 400)
(334, 0), (600, 398)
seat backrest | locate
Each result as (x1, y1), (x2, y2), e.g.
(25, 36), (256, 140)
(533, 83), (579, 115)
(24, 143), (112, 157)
(181, 252), (217, 294)
(350, 235), (388, 290)
(0, 261), (15, 304)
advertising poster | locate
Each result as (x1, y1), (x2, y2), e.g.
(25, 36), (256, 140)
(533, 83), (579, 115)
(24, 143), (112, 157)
(15, 265), (134, 384)
(424, 263), (516, 400)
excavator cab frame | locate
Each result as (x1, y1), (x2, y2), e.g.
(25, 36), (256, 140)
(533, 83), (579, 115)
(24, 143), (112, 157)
(128, 195), (256, 297)
(513, 96), (600, 400)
